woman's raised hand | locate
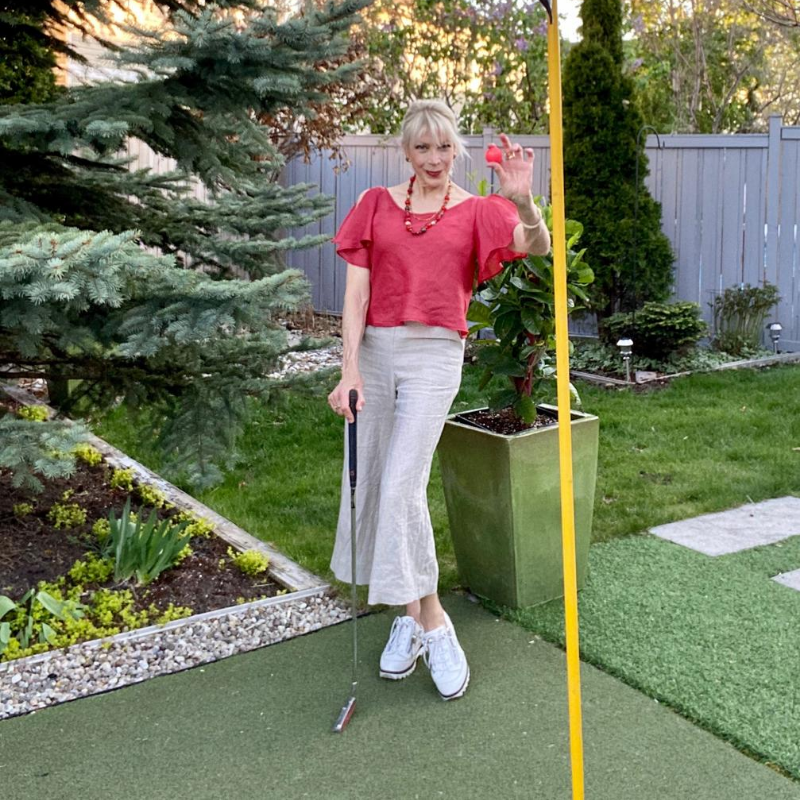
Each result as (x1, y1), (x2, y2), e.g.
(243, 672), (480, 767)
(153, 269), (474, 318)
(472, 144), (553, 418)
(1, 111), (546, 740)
(328, 375), (365, 424)
(487, 132), (535, 202)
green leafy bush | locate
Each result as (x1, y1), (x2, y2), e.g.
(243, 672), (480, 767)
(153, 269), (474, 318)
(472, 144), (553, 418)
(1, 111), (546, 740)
(600, 302), (707, 360)
(570, 340), (740, 377)
(711, 283), (780, 356)
(68, 553), (115, 585)
(101, 497), (192, 586)
(0, 577), (194, 662)
(0, 587), (87, 658)
(73, 443), (103, 467)
(227, 547), (270, 577)
(468, 199), (594, 423)
(110, 468), (135, 492)
(17, 405), (48, 422)
(136, 483), (168, 508)
(47, 501), (87, 529)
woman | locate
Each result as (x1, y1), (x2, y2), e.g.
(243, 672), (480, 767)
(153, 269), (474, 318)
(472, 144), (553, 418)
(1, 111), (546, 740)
(327, 100), (550, 701)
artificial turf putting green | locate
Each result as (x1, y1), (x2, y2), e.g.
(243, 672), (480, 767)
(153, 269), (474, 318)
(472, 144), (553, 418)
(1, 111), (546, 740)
(1, 594), (798, 800)
(501, 532), (800, 780)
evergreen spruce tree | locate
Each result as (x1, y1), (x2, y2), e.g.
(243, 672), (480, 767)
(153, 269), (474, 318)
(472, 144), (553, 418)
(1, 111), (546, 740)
(562, 0), (673, 319)
(0, 0), (370, 489)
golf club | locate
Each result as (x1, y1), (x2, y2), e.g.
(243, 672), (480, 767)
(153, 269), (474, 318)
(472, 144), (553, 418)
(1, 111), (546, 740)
(332, 388), (359, 733)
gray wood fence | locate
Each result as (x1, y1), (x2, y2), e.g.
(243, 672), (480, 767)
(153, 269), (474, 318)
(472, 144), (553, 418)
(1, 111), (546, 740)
(284, 116), (800, 351)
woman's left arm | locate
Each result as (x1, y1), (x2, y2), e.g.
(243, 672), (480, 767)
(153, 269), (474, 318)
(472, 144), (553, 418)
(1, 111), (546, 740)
(488, 133), (551, 256)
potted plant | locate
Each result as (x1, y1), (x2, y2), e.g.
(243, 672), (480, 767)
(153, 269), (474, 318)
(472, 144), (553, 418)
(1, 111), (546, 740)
(436, 200), (599, 609)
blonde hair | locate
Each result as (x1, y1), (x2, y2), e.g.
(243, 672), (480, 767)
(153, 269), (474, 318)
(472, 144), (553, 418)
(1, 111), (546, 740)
(400, 100), (468, 160)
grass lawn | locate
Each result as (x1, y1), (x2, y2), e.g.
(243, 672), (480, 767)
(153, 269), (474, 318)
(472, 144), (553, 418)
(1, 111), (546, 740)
(91, 362), (800, 604)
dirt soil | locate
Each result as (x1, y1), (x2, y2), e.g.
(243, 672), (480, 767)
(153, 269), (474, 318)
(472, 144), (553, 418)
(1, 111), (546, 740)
(455, 406), (558, 435)
(1, 403), (283, 640)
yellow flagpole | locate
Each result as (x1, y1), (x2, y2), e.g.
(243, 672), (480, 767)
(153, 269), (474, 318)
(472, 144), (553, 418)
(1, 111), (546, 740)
(544, 0), (585, 796)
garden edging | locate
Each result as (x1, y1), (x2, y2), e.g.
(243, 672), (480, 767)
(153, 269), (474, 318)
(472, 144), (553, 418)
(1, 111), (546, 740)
(0, 383), (350, 721)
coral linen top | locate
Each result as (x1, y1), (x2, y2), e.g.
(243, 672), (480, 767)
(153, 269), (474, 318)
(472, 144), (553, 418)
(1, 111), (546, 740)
(332, 187), (525, 338)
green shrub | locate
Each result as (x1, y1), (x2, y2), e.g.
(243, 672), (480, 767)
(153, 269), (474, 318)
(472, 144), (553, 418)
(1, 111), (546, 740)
(0, 579), (194, 662)
(47, 501), (87, 529)
(110, 468), (134, 492)
(600, 301), (707, 360)
(711, 283), (780, 356)
(68, 553), (115, 585)
(136, 483), (167, 508)
(92, 518), (111, 541)
(468, 199), (593, 423)
(17, 405), (48, 422)
(174, 510), (214, 538)
(0, 587), (87, 658)
(73, 443), (103, 467)
(562, 0), (674, 319)
(227, 547), (270, 577)
(13, 502), (34, 517)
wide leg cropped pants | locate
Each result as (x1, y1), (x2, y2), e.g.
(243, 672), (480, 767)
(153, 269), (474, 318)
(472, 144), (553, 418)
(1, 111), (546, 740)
(330, 323), (466, 606)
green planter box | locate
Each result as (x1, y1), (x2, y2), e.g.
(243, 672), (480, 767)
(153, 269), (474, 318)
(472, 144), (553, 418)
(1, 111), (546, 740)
(437, 405), (599, 609)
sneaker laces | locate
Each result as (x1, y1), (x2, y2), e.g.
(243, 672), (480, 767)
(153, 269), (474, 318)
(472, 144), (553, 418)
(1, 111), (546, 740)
(423, 627), (459, 674)
(384, 617), (418, 657)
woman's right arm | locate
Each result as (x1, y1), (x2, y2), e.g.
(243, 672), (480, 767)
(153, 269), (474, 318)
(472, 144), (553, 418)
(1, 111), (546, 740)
(327, 263), (370, 423)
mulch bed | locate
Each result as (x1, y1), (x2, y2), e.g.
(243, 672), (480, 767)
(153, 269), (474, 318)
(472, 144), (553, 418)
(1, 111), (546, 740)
(1, 406), (283, 630)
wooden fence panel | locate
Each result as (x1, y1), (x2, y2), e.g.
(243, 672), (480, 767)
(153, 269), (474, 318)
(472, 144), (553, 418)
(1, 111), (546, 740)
(281, 125), (799, 351)
(777, 136), (799, 348)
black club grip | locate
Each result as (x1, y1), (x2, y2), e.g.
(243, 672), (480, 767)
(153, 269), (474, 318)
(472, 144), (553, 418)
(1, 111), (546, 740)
(348, 389), (358, 489)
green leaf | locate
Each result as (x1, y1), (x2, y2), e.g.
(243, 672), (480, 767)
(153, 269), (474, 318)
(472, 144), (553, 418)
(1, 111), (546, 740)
(521, 307), (542, 334)
(514, 394), (538, 424)
(488, 389), (518, 411)
(467, 300), (493, 326)
(0, 596), (16, 619)
(36, 591), (68, 619)
(510, 276), (539, 293)
(40, 622), (58, 645)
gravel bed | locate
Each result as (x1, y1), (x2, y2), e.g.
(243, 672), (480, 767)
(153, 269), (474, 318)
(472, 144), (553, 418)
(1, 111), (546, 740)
(0, 589), (351, 721)
(267, 342), (343, 379)
(3, 328), (348, 722)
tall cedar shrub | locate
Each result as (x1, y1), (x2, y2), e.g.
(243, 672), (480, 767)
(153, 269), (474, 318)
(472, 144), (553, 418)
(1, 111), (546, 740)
(562, 0), (674, 320)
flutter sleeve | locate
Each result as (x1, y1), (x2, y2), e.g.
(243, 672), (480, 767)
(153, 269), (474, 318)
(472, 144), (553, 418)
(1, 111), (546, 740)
(474, 194), (527, 284)
(331, 188), (380, 269)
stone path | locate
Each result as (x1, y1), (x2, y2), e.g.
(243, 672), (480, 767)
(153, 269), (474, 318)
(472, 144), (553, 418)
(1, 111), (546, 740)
(649, 496), (800, 556)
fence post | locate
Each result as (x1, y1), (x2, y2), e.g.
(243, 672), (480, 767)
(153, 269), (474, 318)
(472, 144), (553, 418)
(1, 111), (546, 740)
(764, 115), (782, 287)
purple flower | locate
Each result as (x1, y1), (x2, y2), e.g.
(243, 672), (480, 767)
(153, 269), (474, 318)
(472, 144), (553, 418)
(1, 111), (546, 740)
(631, 14), (645, 34)
(629, 57), (644, 72)
(515, 37), (529, 52)
(533, 18), (548, 36)
(493, 60), (503, 76)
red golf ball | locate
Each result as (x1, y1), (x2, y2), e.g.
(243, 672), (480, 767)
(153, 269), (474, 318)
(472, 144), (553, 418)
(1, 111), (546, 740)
(485, 144), (503, 164)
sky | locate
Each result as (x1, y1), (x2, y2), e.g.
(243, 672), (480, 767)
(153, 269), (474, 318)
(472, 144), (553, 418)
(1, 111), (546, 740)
(559, 0), (582, 42)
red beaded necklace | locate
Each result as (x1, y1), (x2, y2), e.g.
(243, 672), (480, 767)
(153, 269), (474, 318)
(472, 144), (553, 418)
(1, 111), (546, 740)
(404, 174), (451, 235)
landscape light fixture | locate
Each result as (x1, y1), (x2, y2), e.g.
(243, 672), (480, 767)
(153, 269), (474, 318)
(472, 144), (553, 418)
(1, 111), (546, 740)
(616, 338), (633, 383)
(767, 322), (782, 354)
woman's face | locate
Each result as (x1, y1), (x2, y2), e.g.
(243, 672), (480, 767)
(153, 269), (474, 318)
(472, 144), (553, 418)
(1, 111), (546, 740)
(406, 129), (455, 192)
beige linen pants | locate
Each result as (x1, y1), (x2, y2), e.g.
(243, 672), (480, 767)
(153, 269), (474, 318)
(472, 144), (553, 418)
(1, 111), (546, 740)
(330, 323), (466, 606)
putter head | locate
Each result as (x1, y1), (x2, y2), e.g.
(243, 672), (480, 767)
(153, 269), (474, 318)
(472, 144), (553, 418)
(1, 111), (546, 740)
(332, 696), (356, 733)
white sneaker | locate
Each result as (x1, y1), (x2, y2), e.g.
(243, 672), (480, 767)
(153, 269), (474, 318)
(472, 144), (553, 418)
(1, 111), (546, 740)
(422, 612), (470, 701)
(379, 616), (425, 680)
